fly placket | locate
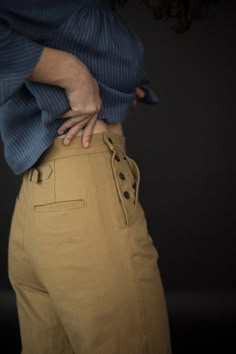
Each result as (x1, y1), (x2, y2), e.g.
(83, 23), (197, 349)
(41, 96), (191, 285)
(125, 155), (141, 224)
(103, 133), (141, 227)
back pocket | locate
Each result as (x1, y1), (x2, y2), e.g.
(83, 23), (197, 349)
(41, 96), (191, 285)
(33, 155), (88, 213)
(34, 199), (86, 213)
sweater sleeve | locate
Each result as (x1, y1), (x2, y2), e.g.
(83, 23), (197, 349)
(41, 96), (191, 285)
(0, 21), (44, 106)
(137, 67), (160, 104)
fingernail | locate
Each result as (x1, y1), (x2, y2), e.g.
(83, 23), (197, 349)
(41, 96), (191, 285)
(84, 141), (89, 148)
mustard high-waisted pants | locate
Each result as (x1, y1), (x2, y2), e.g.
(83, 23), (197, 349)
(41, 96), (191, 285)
(8, 132), (172, 354)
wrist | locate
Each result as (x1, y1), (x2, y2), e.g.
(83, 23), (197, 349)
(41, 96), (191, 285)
(27, 46), (84, 89)
(52, 52), (84, 89)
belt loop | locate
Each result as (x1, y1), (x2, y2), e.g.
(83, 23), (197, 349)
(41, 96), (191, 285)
(103, 132), (116, 152)
(28, 168), (39, 183)
(28, 169), (33, 181)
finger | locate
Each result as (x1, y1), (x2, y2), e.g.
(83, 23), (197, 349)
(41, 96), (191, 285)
(57, 109), (81, 119)
(63, 118), (91, 145)
(135, 86), (146, 99)
(63, 123), (82, 145)
(57, 109), (89, 119)
(82, 114), (98, 148)
(57, 110), (71, 119)
(57, 115), (89, 135)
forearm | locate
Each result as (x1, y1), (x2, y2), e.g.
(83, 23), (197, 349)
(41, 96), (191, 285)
(27, 46), (82, 89)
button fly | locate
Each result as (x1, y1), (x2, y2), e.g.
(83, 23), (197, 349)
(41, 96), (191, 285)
(103, 132), (140, 227)
(119, 172), (125, 180)
(123, 191), (130, 199)
(115, 154), (120, 162)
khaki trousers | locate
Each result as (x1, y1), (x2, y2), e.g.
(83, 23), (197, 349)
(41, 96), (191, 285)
(8, 132), (172, 354)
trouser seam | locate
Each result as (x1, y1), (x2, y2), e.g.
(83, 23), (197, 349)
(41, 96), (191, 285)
(125, 226), (150, 354)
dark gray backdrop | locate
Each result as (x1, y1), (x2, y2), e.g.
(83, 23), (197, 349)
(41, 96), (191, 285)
(0, 0), (235, 353)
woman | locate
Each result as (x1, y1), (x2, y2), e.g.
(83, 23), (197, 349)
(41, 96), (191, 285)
(1, 0), (213, 353)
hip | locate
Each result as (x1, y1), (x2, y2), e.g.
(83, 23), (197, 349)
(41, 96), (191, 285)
(20, 131), (141, 228)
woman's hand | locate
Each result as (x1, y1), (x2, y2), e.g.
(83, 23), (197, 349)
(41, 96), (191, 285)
(26, 48), (102, 147)
(130, 86), (146, 112)
(56, 59), (103, 147)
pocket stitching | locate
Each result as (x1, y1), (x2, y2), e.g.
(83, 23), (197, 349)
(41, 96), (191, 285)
(34, 199), (86, 213)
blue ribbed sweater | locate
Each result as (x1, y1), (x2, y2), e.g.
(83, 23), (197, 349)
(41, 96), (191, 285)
(0, 0), (160, 175)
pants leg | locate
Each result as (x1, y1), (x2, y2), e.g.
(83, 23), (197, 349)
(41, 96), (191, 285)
(8, 132), (172, 354)
(8, 173), (74, 354)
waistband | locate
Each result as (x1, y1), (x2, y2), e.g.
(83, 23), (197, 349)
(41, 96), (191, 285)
(35, 132), (126, 166)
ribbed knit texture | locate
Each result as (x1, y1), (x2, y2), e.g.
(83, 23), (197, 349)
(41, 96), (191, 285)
(0, 0), (160, 175)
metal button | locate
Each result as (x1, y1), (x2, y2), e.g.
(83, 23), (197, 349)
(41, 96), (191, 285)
(119, 172), (125, 180)
(123, 191), (130, 199)
(115, 154), (120, 162)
